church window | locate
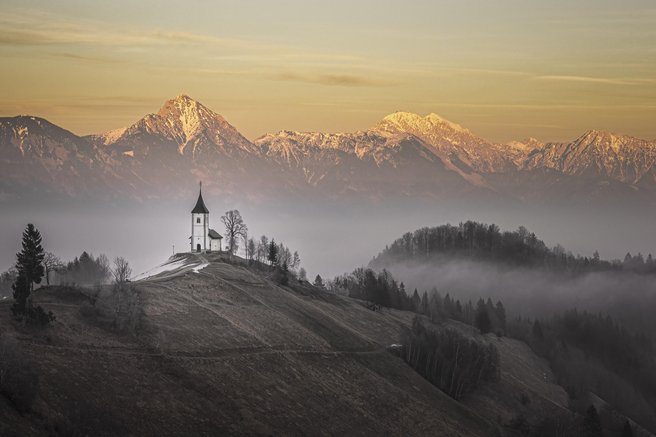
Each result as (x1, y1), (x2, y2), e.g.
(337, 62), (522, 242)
(196, 217), (201, 224)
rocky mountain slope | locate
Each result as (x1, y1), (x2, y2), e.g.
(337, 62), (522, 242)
(255, 128), (495, 201)
(86, 95), (293, 201)
(524, 130), (656, 188)
(1, 95), (655, 206)
(0, 253), (573, 436)
(373, 112), (521, 173)
(0, 116), (134, 199)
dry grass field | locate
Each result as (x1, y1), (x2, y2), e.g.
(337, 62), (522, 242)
(0, 253), (577, 436)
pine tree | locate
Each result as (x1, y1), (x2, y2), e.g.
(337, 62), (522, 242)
(475, 299), (492, 334)
(495, 300), (506, 333)
(532, 320), (544, 341)
(12, 224), (54, 325)
(279, 261), (289, 286)
(420, 291), (429, 315)
(267, 239), (278, 266)
(16, 224), (45, 293)
(581, 405), (602, 437)
(621, 420), (634, 437)
(11, 271), (30, 317)
(313, 274), (324, 288)
(411, 289), (421, 312)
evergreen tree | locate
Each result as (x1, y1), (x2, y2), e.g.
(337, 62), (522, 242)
(495, 300), (506, 333)
(11, 271), (30, 317)
(581, 405), (602, 437)
(16, 224), (45, 293)
(412, 289), (420, 312)
(621, 420), (634, 437)
(532, 320), (544, 341)
(420, 291), (429, 315)
(267, 239), (278, 266)
(313, 274), (324, 288)
(475, 299), (492, 334)
(11, 224), (54, 325)
(279, 261), (289, 286)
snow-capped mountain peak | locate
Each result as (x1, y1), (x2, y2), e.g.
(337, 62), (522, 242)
(380, 111), (469, 135)
(155, 94), (224, 142)
(97, 95), (256, 158)
(373, 111), (518, 173)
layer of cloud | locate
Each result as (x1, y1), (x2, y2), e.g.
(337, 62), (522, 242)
(532, 75), (642, 86)
(274, 72), (395, 87)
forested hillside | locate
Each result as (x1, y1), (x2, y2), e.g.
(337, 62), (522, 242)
(371, 221), (656, 274)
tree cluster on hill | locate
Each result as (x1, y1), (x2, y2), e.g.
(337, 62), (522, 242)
(372, 221), (656, 274)
(247, 235), (301, 272)
(509, 310), (656, 433)
(330, 268), (414, 310)
(331, 267), (507, 335)
(57, 251), (111, 286)
(401, 317), (499, 400)
(622, 252), (656, 273)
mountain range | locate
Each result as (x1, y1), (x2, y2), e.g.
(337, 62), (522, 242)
(1, 94), (655, 206)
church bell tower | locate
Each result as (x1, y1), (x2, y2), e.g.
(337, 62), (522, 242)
(191, 182), (210, 252)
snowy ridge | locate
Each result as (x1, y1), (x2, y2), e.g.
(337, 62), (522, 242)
(90, 127), (127, 146)
(2, 96), (656, 205)
(524, 130), (656, 184)
(372, 111), (523, 173)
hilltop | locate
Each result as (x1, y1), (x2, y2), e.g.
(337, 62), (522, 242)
(0, 252), (575, 436)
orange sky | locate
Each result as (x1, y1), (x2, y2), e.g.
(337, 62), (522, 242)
(1, 0), (655, 142)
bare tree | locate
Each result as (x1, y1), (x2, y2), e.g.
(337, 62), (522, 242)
(96, 254), (111, 284)
(43, 252), (62, 286)
(247, 238), (256, 261)
(292, 251), (300, 272)
(277, 243), (292, 267)
(220, 210), (248, 255)
(112, 257), (132, 285)
(256, 235), (269, 263)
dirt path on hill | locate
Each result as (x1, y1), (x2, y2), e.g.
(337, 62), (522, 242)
(13, 336), (386, 361)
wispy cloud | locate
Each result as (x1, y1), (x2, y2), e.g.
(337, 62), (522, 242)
(532, 75), (642, 86)
(437, 103), (656, 110)
(0, 16), (266, 50)
(274, 72), (395, 87)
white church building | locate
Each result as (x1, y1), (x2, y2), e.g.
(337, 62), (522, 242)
(190, 184), (222, 252)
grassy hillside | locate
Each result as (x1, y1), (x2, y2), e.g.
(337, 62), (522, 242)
(0, 253), (592, 436)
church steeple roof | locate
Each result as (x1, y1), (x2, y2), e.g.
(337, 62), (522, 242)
(191, 183), (209, 214)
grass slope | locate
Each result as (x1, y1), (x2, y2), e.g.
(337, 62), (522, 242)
(0, 252), (569, 436)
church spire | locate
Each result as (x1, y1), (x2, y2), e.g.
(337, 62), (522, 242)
(191, 182), (209, 214)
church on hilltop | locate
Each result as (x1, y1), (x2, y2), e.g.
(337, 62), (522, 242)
(190, 183), (222, 252)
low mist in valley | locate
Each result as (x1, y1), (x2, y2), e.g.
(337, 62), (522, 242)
(381, 257), (656, 331)
(2, 197), (655, 311)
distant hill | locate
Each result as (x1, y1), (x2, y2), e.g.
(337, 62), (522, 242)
(370, 220), (655, 273)
(1, 252), (585, 436)
(1, 95), (655, 207)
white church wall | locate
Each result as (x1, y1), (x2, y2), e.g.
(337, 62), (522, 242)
(191, 212), (209, 251)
